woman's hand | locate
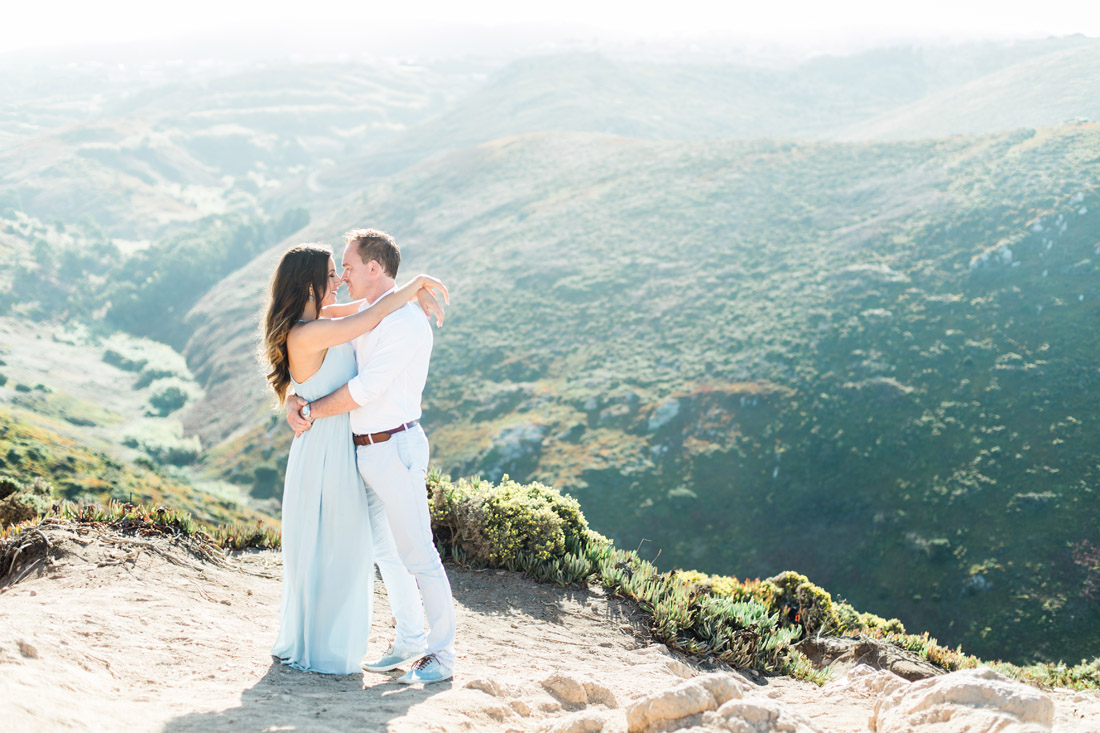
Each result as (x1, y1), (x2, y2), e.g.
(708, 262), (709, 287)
(407, 274), (449, 327)
(417, 288), (446, 327)
(286, 394), (313, 437)
(414, 274), (449, 305)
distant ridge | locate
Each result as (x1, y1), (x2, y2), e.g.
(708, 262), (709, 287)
(840, 44), (1100, 140)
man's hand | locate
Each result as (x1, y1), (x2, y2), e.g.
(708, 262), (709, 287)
(286, 394), (313, 436)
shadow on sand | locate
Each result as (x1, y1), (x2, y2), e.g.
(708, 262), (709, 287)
(164, 658), (452, 732)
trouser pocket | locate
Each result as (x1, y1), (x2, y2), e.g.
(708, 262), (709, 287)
(394, 428), (429, 475)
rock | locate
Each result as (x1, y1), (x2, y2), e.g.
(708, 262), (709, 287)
(509, 700), (533, 717)
(18, 640), (38, 659)
(703, 697), (822, 732)
(482, 703), (515, 722)
(538, 709), (621, 733)
(647, 399), (681, 432)
(823, 664), (909, 699)
(491, 423), (548, 463)
(696, 675), (753, 706)
(663, 659), (697, 679)
(583, 680), (619, 709)
(871, 667), (1054, 732)
(797, 636), (943, 681)
(465, 678), (505, 697)
(626, 673), (750, 732)
(543, 673), (589, 705)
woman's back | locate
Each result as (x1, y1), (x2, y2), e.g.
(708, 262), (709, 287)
(290, 341), (357, 402)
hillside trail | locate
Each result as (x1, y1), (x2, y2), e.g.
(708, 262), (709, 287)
(1, 524), (1098, 732)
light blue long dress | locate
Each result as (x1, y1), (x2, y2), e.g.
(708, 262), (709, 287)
(271, 342), (374, 674)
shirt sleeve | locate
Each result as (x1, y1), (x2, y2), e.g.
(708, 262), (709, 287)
(346, 308), (426, 407)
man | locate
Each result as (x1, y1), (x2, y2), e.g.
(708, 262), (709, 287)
(287, 228), (456, 684)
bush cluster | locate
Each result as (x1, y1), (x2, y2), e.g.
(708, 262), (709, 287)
(427, 470), (821, 680)
(424, 471), (1100, 688)
(146, 377), (196, 416)
(121, 421), (201, 465)
(1, 498), (280, 553)
(675, 569), (906, 637)
(0, 472), (54, 528)
(4, 463), (1099, 689)
(430, 472), (587, 566)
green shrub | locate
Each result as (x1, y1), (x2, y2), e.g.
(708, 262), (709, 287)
(252, 465), (282, 499)
(430, 472), (588, 566)
(102, 334), (193, 385)
(426, 470), (818, 680)
(122, 421), (201, 466)
(829, 601), (907, 634)
(0, 373), (6, 387)
(764, 571), (835, 636)
(676, 569), (775, 605)
(211, 520), (281, 550)
(146, 377), (196, 416)
(0, 473), (55, 528)
(102, 347), (147, 372)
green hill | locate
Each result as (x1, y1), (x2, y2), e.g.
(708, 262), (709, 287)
(5, 39), (1100, 667)
(0, 61), (484, 239)
(185, 124), (1100, 664)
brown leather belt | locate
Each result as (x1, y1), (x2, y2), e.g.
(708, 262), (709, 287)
(353, 421), (418, 446)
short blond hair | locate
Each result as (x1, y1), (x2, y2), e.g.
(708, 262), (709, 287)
(345, 228), (400, 277)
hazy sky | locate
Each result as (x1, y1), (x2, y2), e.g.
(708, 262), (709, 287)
(5, 0), (1098, 58)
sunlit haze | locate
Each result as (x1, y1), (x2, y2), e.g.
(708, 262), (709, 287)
(5, 0), (1099, 60)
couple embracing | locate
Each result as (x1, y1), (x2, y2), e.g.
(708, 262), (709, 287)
(260, 228), (455, 684)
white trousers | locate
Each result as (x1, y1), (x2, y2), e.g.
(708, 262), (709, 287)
(357, 424), (456, 667)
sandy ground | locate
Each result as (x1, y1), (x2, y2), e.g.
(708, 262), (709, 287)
(1, 523), (1098, 732)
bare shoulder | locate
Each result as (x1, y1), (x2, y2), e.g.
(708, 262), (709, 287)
(285, 319), (310, 344)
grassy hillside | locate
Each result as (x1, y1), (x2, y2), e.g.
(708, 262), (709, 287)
(0, 318), (270, 524)
(0, 61), (485, 239)
(186, 124), (1100, 663)
(6, 39), (1100, 666)
(0, 405), (270, 527)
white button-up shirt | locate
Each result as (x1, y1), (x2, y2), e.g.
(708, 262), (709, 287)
(346, 287), (433, 435)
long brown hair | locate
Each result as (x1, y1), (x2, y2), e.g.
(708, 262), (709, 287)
(262, 243), (332, 403)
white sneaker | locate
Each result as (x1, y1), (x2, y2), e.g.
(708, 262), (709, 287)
(396, 654), (453, 685)
(361, 644), (425, 673)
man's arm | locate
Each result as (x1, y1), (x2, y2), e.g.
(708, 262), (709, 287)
(285, 382), (360, 433)
(286, 309), (426, 432)
(344, 309), (428, 409)
(304, 383), (360, 420)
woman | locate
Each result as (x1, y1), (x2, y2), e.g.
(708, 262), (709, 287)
(261, 242), (447, 674)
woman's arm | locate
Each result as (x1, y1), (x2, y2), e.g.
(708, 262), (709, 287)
(319, 300), (367, 318)
(288, 275), (448, 355)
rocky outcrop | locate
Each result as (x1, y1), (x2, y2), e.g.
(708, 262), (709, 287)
(871, 667), (1054, 732)
(699, 697), (821, 732)
(625, 673), (753, 732)
(797, 637), (944, 681)
(823, 664), (909, 699)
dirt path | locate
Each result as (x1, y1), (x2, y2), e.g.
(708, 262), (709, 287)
(1, 525), (1097, 732)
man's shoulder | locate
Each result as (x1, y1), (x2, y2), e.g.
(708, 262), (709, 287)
(380, 302), (431, 336)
